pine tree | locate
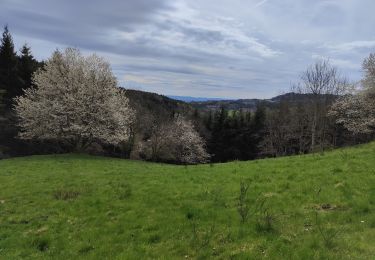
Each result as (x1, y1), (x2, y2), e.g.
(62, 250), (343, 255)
(205, 110), (213, 130)
(253, 103), (266, 132)
(250, 104), (266, 158)
(18, 44), (39, 92)
(0, 26), (21, 107)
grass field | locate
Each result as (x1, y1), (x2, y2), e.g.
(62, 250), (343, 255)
(0, 143), (374, 259)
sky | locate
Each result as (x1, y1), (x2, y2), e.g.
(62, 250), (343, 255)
(1, 0), (375, 99)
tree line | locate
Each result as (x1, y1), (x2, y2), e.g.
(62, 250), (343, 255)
(0, 26), (44, 157)
(260, 59), (374, 157)
(0, 26), (374, 163)
(197, 106), (266, 162)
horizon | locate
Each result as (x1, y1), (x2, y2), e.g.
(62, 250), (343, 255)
(1, 0), (374, 99)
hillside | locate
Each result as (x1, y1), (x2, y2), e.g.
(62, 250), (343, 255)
(0, 143), (374, 259)
(190, 98), (262, 111)
(167, 95), (228, 102)
(125, 89), (193, 122)
(189, 92), (337, 111)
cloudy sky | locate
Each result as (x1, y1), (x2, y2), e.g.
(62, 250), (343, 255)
(1, 0), (375, 98)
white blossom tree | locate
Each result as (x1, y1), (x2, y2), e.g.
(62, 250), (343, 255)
(15, 48), (135, 151)
(139, 116), (209, 164)
(171, 117), (210, 164)
(329, 54), (375, 134)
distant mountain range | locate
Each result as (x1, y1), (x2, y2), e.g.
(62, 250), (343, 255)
(167, 95), (232, 102)
(186, 92), (321, 111)
(168, 92), (312, 103)
(129, 90), (334, 113)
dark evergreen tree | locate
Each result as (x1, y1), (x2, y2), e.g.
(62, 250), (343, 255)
(249, 103), (266, 157)
(207, 106), (259, 162)
(18, 44), (39, 92)
(238, 109), (245, 127)
(0, 26), (47, 158)
(214, 106), (227, 130)
(208, 107), (227, 161)
(205, 110), (213, 130)
(253, 103), (266, 132)
(0, 26), (21, 107)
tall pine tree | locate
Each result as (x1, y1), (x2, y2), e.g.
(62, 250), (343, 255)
(0, 26), (21, 108)
(250, 103), (266, 158)
(18, 44), (39, 91)
(0, 26), (43, 157)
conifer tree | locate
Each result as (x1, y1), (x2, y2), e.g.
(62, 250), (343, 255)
(253, 103), (266, 132)
(249, 104), (266, 157)
(0, 26), (21, 107)
(18, 44), (39, 92)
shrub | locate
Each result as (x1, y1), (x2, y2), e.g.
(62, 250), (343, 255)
(237, 180), (251, 223)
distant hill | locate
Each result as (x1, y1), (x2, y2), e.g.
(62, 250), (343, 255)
(126, 89), (191, 117)
(126, 89), (337, 113)
(167, 95), (231, 102)
(190, 92), (338, 111)
(270, 92), (337, 102)
(190, 98), (263, 111)
(124, 89), (194, 141)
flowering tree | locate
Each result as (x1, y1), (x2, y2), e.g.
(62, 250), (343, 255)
(139, 116), (209, 164)
(330, 54), (375, 134)
(171, 117), (210, 164)
(15, 48), (134, 151)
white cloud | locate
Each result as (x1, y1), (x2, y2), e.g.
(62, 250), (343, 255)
(115, 1), (280, 59)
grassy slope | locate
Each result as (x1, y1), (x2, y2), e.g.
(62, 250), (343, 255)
(0, 143), (374, 259)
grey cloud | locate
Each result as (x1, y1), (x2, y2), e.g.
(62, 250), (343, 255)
(3, 0), (173, 26)
(178, 26), (225, 44)
(0, 0), (374, 98)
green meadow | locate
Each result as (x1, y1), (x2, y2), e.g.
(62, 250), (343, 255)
(0, 143), (374, 259)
